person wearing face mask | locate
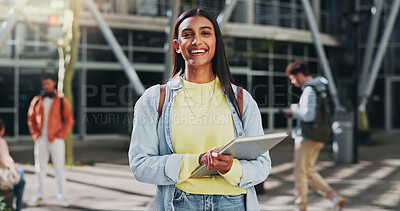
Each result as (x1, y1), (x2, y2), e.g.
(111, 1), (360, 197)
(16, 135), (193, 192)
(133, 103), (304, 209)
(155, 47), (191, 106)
(129, 9), (271, 211)
(27, 73), (74, 207)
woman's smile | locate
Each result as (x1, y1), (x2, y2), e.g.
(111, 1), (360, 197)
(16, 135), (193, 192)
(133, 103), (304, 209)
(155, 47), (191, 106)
(190, 48), (207, 55)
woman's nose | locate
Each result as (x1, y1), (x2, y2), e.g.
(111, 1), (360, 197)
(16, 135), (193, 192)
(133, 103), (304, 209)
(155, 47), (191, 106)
(192, 35), (201, 45)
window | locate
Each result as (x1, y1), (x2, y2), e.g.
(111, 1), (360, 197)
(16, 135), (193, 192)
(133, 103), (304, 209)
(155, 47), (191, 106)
(273, 42), (288, 55)
(0, 68), (15, 107)
(252, 76), (269, 107)
(137, 72), (163, 88)
(133, 52), (164, 63)
(274, 113), (287, 128)
(86, 70), (130, 107)
(133, 31), (165, 47)
(87, 49), (119, 62)
(18, 69), (43, 135)
(85, 112), (131, 134)
(232, 74), (247, 88)
(272, 77), (288, 107)
(273, 58), (288, 73)
(261, 113), (269, 129)
(0, 113), (14, 136)
(292, 42), (304, 56)
(251, 56), (269, 70)
(252, 39), (271, 54)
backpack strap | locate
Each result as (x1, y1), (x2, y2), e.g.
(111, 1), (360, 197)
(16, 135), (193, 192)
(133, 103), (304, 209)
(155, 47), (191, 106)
(237, 86), (243, 120)
(158, 84), (167, 118)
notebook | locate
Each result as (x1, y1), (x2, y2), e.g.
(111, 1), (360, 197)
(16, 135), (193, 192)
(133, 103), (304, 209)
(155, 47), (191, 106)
(190, 131), (289, 177)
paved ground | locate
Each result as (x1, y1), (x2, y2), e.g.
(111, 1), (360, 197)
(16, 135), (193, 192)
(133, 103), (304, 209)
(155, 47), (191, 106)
(5, 132), (400, 211)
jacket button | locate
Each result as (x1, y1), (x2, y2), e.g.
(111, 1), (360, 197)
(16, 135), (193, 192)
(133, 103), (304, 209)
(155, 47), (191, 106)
(239, 132), (242, 136)
(233, 111), (236, 114)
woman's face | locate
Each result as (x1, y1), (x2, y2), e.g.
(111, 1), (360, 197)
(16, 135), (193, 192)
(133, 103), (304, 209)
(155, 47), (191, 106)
(174, 15), (216, 69)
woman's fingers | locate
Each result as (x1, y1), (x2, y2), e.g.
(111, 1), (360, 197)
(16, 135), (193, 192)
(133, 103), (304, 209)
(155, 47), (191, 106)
(204, 152), (233, 172)
(202, 147), (234, 172)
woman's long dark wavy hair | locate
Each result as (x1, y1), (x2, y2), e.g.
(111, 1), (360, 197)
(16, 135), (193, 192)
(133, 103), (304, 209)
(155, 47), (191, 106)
(172, 9), (242, 120)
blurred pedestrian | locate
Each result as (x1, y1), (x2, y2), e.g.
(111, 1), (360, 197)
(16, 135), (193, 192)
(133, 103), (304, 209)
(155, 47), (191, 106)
(27, 73), (74, 207)
(0, 119), (25, 211)
(284, 61), (346, 211)
(129, 9), (271, 211)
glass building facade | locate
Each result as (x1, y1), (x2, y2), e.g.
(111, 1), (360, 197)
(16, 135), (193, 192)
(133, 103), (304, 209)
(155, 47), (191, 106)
(0, 0), (398, 140)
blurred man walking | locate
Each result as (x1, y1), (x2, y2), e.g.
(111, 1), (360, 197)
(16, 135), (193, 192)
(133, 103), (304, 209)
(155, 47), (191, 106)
(284, 61), (346, 211)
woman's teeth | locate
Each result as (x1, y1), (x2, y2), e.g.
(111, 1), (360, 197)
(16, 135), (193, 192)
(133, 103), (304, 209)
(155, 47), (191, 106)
(191, 49), (206, 54)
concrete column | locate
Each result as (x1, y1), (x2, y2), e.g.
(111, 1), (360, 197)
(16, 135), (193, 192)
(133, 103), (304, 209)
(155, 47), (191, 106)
(312, 0), (320, 28)
(163, 0), (181, 80)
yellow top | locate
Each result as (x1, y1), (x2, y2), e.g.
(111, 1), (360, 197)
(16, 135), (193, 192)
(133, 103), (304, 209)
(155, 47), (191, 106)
(171, 76), (246, 195)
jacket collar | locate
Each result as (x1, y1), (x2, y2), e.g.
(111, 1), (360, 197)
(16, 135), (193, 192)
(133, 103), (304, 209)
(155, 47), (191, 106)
(169, 75), (183, 91)
(168, 75), (237, 93)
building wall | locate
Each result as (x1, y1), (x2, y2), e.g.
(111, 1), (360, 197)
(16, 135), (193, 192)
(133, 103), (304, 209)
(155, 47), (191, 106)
(0, 0), (397, 140)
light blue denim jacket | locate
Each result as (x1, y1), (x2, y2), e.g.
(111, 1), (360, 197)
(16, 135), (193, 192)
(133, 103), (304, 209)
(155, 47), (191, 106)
(128, 76), (272, 211)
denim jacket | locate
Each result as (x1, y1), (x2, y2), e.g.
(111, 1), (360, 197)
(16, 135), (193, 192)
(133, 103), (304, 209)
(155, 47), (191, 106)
(128, 76), (272, 211)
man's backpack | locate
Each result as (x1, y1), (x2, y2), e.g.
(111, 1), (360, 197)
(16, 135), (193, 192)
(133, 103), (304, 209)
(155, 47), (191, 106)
(157, 84), (243, 120)
(301, 85), (332, 142)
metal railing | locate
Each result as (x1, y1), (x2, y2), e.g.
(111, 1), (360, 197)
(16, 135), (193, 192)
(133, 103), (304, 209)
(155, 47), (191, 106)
(74, 0), (335, 34)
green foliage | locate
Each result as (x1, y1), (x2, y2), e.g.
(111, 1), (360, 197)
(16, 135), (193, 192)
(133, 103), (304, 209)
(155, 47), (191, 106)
(0, 196), (5, 211)
(0, 196), (10, 211)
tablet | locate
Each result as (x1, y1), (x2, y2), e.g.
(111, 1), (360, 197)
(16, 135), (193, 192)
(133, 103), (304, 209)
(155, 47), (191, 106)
(191, 131), (289, 177)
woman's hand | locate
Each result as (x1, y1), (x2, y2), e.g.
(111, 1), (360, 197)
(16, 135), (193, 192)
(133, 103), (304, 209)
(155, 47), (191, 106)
(199, 147), (233, 174)
(0, 156), (15, 168)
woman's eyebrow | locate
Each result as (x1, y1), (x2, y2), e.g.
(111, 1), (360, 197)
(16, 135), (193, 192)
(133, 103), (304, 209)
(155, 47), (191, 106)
(181, 26), (213, 32)
(200, 26), (213, 30)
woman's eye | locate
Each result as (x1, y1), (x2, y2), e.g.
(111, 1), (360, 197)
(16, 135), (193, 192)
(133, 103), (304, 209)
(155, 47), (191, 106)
(202, 31), (211, 36)
(182, 33), (192, 37)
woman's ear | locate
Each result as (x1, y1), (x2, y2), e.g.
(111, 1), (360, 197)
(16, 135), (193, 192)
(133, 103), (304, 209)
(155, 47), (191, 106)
(173, 39), (181, 53)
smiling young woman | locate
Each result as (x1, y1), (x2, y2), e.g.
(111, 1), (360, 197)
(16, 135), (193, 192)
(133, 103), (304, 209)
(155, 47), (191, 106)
(129, 9), (271, 211)
(173, 15), (216, 83)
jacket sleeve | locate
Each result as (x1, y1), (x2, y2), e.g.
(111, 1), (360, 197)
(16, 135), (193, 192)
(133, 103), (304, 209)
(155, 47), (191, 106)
(237, 89), (272, 189)
(128, 85), (184, 185)
(58, 98), (75, 139)
(27, 97), (40, 140)
(291, 86), (316, 122)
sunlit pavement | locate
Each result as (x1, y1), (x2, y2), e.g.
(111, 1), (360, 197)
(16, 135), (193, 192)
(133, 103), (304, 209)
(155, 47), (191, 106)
(8, 132), (400, 211)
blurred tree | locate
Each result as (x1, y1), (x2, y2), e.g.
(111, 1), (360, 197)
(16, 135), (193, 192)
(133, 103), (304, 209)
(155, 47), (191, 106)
(15, 0), (81, 165)
(58, 0), (81, 165)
